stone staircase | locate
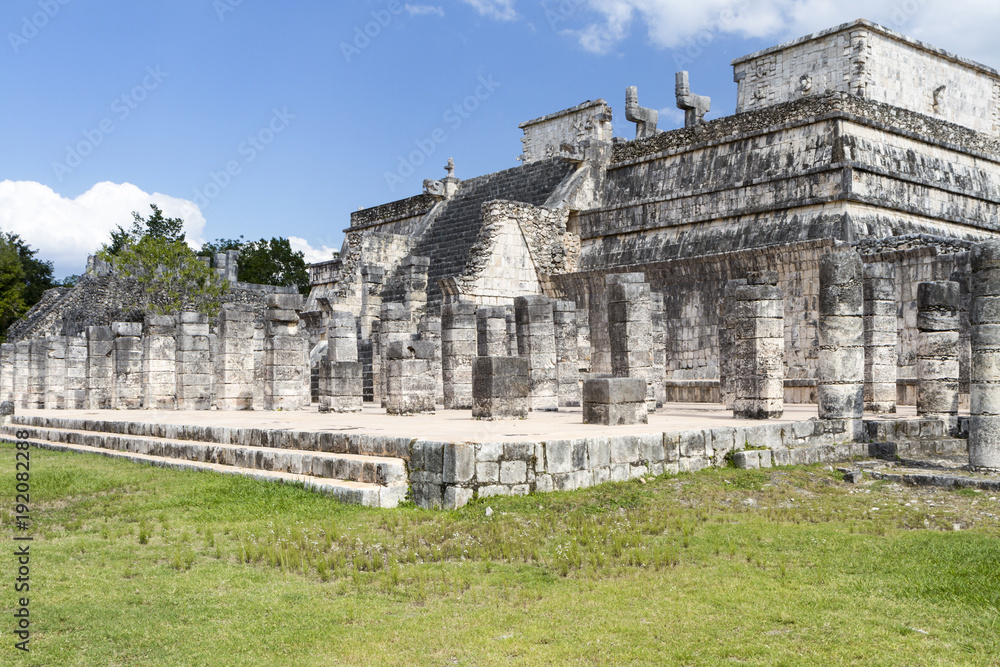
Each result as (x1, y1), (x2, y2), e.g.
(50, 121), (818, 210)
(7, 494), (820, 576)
(385, 157), (578, 307)
(3, 415), (410, 508)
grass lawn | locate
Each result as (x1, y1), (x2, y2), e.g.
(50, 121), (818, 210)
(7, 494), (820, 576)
(2, 439), (999, 666)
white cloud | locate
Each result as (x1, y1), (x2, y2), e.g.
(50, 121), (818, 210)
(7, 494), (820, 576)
(572, 1), (1000, 69)
(405, 4), (445, 17)
(0, 181), (206, 278)
(288, 236), (341, 265)
(461, 0), (517, 21)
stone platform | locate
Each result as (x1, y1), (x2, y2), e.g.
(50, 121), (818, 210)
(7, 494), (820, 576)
(5, 403), (957, 510)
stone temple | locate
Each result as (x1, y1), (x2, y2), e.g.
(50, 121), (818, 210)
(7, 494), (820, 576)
(4, 19), (1000, 508)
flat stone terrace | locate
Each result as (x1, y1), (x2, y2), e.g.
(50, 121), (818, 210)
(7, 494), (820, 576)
(13, 403), (869, 443)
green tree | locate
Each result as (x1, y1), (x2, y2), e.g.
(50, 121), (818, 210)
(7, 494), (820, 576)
(99, 206), (226, 316)
(0, 237), (27, 336)
(4, 232), (56, 307)
(104, 204), (186, 257)
(199, 236), (311, 295)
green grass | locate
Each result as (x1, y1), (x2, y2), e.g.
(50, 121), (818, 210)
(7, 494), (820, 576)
(2, 442), (999, 666)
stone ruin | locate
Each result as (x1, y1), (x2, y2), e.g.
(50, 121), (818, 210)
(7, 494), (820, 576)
(5, 19), (1000, 508)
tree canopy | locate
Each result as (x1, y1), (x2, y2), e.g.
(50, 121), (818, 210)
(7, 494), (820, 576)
(98, 205), (226, 316)
(199, 236), (311, 295)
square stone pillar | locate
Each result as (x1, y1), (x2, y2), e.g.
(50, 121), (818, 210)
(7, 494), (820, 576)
(112, 322), (143, 410)
(65, 334), (88, 409)
(970, 240), (1000, 471)
(553, 300), (581, 408)
(818, 251), (864, 428)
(0, 343), (15, 403)
(477, 306), (509, 357)
(577, 304), (592, 373)
(718, 278), (747, 410)
(177, 312), (212, 410)
(13, 342), (30, 409)
(607, 273), (655, 412)
(401, 255), (430, 322)
(650, 292), (666, 408)
(44, 335), (67, 410)
(441, 300), (477, 410)
(217, 303), (255, 411)
(143, 315), (177, 410)
(505, 307), (518, 357)
(417, 314), (443, 405)
(378, 302), (414, 407)
(732, 271), (784, 420)
(385, 340), (436, 415)
(515, 294), (558, 412)
(472, 356), (529, 419)
(582, 377), (648, 425)
(863, 263), (898, 414)
(263, 294), (306, 411)
(916, 281), (960, 417)
(25, 339), (47, 409)
(319, 310), (361, 413)
(86, 326), (114, 409)
(359, 265), (384, 340)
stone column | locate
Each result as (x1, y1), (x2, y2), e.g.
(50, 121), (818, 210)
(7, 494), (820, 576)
(143, 315), (177, 410)
(401, 255), (430, 322)
(505, 307), (518, 357)
(418, 314), (443, 405)
(916, 281), (960, 417)
(577, 303), (592, 373)
(472, 356), (529, 420)
(13, 341), (30, 409)
(863, 262), (897, 413)
(86, 326), (114, 409)
(263, 294), (307, 411)
(719, 278), (747, 409)
(359, 265), (384, 340)
(112, 323), (143, 410)
(385, 340), (436, 415)
(378, 302), (413, 407)
(732, 271), (784, 419)
(441, 300), (476, 410)
(515, 294), (558, 412)
(817, 251), (864, 427)
(0, 343), (15, 403)
(25, 339), (47, 409)
(177, 312), (212, 410)
(607, 273), (655, 412)
(970, 241), (1000, 471)
(477, 306), (509, 357)
(217, 303), (255, 411)
(44, 335), (67, 410)
(553, 300), (581, 408)
(65, 333), (87, 409)
(650, 292), (666, 408)
(319, 310), (362, 413)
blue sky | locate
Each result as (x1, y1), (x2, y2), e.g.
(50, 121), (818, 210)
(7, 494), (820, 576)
(2, 0), (999, 278)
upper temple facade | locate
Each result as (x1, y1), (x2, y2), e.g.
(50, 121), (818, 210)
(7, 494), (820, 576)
(307, 19), (1000, 388)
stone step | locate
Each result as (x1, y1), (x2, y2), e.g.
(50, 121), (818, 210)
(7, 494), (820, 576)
(2, 424), (408, 487)
(9, 414), (412, 459)
(15, 434), (407, 508)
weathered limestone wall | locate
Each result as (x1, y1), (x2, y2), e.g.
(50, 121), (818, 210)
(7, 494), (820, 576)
(0, 344), (14, 404)
(441, 301), (476, 410)
(217, 304), (256, 411)
(86, 327), (113, 409)
(732, 20), (1000, 137)
(515, 295), (558, 412)
(43, 335), (66, 410)
(518, 99), (613, 164)
(916, 281), (961, 417)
